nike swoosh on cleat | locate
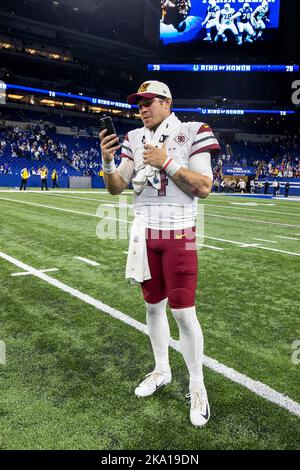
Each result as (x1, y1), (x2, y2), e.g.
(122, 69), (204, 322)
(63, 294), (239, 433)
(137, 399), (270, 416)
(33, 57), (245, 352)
(155, 379), (169, 390)
(201, 405), (210, 421)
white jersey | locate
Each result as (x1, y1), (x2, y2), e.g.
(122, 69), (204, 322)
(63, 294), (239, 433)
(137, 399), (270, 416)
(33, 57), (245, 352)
(220, 7), (235, 25)
(253, 5), (269, 21)
(120, 118), (220, 230)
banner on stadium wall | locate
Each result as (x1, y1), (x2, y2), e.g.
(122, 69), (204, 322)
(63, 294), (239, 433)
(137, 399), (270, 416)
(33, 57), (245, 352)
(222, 166), (256, 177)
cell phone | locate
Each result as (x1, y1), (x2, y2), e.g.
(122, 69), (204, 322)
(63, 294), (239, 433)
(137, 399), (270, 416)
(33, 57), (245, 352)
(99, 116), (118, 138)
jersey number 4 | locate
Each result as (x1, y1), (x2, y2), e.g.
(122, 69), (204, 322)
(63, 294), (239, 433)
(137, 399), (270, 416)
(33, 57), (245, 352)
(148, 170), (169, 196)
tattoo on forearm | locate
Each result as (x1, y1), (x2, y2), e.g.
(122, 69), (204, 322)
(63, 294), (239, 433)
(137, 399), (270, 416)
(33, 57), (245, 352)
(171, 170), (211, 198)
(171, 173), (199, 197)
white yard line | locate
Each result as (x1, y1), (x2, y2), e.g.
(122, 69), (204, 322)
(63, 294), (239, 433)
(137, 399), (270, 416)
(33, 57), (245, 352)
(275, 236), (300, 241)
(201, 235), (246, 246)
(2, 197), (300, 257)
(2, 196), (300, 229)
(206, 203), (300, 217)
(74, 256), (100, 266)
(247, 246), (300, 257)
(45, 193), (114, 203)
(0, 197), (129, 223)
(11, 268), (58, 276)
(205, 212), (300, 229)
(1, 249), (299, 419)
(253, 238), (278, 244)
(197, 243), (224, 251)
(201, 235), (300, 256)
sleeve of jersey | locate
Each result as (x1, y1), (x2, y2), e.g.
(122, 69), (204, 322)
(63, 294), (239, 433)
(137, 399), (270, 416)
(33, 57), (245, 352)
(189, 124), (220, 159)
(120, 133), (133, 161)
(117, 158), (134, 185)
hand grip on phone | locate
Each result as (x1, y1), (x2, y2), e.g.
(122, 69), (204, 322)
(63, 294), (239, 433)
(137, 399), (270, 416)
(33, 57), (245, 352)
(99, 116), (118, 140)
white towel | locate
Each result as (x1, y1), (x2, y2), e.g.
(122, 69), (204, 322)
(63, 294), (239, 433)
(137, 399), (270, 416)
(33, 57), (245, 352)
(132, 113), (181, 194)
(125, 217), (151, 283)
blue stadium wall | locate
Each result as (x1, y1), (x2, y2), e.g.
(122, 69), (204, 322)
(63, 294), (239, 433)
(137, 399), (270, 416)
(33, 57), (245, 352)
(0, 175), (106, 189)
(0, 175), (299, 195)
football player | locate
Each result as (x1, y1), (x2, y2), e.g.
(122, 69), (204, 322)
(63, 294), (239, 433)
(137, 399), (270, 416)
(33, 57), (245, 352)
(202, 0), (221, 41)
(233, 2), (255, 43)
(214, 3), (242, 45)
(161, 0), (191, 32)
(252, 0), (270, 40)
(100, 80), (220, 427)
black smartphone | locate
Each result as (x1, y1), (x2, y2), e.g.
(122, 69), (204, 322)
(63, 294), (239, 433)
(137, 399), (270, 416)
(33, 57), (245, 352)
(99, 116), (118, 138)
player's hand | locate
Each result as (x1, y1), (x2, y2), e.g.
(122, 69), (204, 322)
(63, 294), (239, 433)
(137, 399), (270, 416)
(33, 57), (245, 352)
(143, 143), (168, 169)
(99, 129), (121, 162)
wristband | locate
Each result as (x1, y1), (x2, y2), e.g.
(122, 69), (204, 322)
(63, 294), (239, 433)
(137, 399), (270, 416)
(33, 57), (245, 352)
(162, 157), (182, 177)
(103, 159), (116, 174)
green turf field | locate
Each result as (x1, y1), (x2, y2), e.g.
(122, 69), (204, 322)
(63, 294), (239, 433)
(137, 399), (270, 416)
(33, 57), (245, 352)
(0, 189), (299, 450)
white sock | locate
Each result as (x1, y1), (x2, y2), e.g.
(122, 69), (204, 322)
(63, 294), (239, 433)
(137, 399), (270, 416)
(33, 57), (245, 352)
(171, 306), (204, 391)
(146, 298), (171, 373)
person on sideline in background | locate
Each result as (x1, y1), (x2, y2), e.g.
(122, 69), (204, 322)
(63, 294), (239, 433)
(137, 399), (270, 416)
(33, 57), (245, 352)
(40, 166), (48, 190)
(20, 167), (30, 190)
(284, 181), (290, 198)
(100, 80), (220, 427)
(51, 169), (59, 188)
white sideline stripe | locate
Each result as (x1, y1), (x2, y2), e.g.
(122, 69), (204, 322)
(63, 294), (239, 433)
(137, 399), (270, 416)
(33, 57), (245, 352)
(0, 197), (100, 218)
(201, 235), (245, 246)
(253, 246), (300, 257)
(11, 268), (58, 276)
(2, 197), (300, 257)
(2, 195), (299, 230)
(275, 236), (300, 241)
(41, 193), (300, 219)
(253, 238), (278, 244)
(201, 235), (300, 257)
(0, 190), (133, 195)
(0, 250), (300, 419)
(0, 197), (129, 223)
(197, 243), (224, 251)
(74, 256), (100, 266)
(46, 193), (115, 203)
(209, 203), (299, 217)
(205, 212), (300, 229)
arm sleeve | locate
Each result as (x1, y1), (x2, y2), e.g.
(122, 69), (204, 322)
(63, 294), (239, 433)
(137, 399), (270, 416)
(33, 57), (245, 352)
(189, 151), (213, 180)
(189, 123), (220, 158)
(117, 132), (135, 184)
(117, 158), (134, 184)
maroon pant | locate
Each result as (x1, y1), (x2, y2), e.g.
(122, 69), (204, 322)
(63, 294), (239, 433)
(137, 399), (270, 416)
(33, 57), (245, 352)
(141, 227), (198, 309)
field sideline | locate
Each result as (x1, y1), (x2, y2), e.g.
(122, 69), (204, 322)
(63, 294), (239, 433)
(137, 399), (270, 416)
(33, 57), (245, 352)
(0, 189), (299, 450)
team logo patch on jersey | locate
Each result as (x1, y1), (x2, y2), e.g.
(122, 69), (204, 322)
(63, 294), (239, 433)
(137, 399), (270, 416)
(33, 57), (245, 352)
(175, 132), (189, 146)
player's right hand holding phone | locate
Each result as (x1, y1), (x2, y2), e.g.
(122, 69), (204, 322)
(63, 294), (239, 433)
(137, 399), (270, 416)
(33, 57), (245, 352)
(99, 116), (121, 162)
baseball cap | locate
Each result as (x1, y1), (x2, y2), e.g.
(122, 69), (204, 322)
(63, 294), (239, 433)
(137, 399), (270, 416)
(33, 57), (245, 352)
(127, 80), (172, 105)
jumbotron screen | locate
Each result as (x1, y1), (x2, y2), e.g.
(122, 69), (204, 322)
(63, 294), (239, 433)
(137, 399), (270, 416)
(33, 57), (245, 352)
(160, 0), (281, 47)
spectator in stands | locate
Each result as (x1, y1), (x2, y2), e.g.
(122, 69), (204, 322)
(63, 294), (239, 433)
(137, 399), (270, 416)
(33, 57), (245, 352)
(61, 165), (68, 176)
(20, 167), (30, 190)
(51, 169), (59, 188)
